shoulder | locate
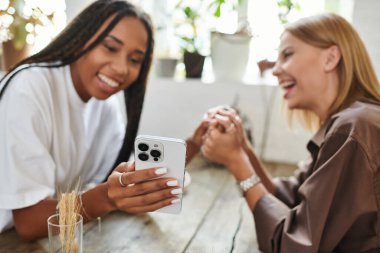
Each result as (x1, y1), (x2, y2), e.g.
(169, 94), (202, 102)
(1, 64), (68, 98)
(325, 100), (380, 168)
(327, 100), (380, 137)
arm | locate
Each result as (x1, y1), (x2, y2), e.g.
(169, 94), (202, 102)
(185, 119), (210, 164)
(272, 158), (312, 207)
(208, 108), (277, 193)
(202, 125), (268, 210)
(242, 141), (276, 194)
(12, 184), (113, 240)
(13, 161), (182, 240)
(240, 112), (310, 206)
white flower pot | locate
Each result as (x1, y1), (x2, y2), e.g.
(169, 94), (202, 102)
(210, 32), (251, 82)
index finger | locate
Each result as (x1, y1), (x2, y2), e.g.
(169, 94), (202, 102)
(121, 167), (169, 186)
(115, 162), (135, 173)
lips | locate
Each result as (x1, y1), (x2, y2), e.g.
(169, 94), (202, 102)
(279, 80), (296, 99)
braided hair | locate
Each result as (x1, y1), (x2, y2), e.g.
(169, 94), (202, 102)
(0, 0), (155, 179)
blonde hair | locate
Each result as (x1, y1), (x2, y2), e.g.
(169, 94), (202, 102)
(283, 13), (380, 131)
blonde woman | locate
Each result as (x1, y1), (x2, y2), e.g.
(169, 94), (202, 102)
(201, 13), (380, 252)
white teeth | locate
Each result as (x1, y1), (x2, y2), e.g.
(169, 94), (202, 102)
(282, 81), (295, 89)
(98, 73), (119, 88)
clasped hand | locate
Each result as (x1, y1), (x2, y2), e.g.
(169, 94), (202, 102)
(192, 106), (249, 167)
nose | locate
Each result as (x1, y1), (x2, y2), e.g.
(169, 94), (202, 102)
(271, 61), (280, 77)
(111, 55), (128, 77)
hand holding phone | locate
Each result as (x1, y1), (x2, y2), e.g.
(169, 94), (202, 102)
(134, 135), (187, 214)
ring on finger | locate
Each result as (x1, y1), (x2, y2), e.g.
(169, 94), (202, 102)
(119, 172), (127, 187)
(226, 123), (235, 132)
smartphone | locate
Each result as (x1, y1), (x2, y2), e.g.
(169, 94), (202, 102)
(134, 135), (187, 214)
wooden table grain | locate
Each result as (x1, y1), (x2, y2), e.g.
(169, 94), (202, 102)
(0, 156), (261, 253)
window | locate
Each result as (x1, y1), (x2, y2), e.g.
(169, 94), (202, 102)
(135, 0), (353, 81)
(31, 0), (66, 53)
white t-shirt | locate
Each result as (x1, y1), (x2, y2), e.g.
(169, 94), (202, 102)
(0, 64), (125, 232)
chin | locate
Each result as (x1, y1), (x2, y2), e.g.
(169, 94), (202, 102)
(285, 97), (304, 110)
(92, 92), (113, 101)
(284, 100), (296, 109)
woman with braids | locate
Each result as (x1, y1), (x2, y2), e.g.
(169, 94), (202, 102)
(199, 13), (380, 252)
(0, 0), (184, 240)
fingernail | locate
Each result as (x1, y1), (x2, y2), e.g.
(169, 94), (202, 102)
(171, 188), (182, 195)
(155, 168), (167, 175)
(171, 198), (180, 204)
(167, 180), (178, 186)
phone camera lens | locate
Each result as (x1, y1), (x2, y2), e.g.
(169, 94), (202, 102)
(154, 157), (158, 162)
(138, 153), (149, 161)
(138, 143), (149, 151)
(150, 149), (161, 158)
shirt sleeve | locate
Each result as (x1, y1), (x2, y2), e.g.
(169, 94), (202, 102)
(253, 133), (374, 253)
(273, 158), (312, 207)
(0, 75), (55, 210)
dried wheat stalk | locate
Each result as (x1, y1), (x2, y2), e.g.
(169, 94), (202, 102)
(58, 188), (80, 253)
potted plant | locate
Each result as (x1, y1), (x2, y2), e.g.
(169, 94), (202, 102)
(0, 0), (56, 71)
(208, 0), (252, 82)
(174, 1), (207, 78)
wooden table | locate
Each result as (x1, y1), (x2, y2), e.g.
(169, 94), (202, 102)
(0, 156), (261, 253)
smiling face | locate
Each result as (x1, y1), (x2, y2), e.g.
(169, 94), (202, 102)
(70, 16), (148, 102)
(272, 32), (340, 121)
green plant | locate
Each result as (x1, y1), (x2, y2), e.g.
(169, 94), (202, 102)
(277, 0), (300, 24)
(173, 0), (298, 55)
(208, 0), (243, 18)
(174, 2), (203, 54)
(208, 0), (251, 36)
(0, 0), (55, 49)
(174, 0), (243, 54)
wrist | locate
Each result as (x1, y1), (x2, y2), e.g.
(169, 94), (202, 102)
(99, 183), (117, 212)
(186, 138), (201, 164)
(187, 137), (200, 151)
(242, 138), (253, 153)
(226, 149), (254, 181)
(237, 174), (261, 196)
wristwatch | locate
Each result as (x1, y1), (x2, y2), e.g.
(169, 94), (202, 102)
(238, 174), (261, 194)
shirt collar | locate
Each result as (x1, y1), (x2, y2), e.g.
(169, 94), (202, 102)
(306, 112), (339, 154)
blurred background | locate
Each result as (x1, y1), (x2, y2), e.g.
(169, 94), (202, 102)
(1, 0), (379, 175)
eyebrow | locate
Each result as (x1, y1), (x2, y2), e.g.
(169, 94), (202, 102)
(107, 35), (146, 55)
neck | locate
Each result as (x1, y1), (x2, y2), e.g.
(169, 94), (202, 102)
(314, 71), (340, 123)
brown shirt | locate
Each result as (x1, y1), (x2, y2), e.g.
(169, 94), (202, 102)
(253, 100), (380, 253)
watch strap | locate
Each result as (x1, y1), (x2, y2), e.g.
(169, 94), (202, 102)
(238, 174), (261, 193)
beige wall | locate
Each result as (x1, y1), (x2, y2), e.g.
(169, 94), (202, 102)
(352, 0), (380, 78)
